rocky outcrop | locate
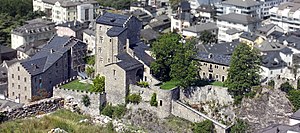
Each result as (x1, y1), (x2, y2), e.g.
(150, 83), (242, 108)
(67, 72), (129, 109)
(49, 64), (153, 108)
(236, 88), (293, 132)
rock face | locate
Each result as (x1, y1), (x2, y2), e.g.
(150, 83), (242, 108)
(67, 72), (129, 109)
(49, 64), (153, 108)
(236, 88), (293, 132)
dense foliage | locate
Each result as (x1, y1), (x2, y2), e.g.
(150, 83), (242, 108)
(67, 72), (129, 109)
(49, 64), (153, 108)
(199, 30), (217, 44)
(86, 66), (95, 78)
(230, 119), (249, 133)
(85, 56), (95, 66)
(267, 80), (275, 89)
(0, 0), (45, 46)
(126, 93), (142, 104)
(137, 81), (149, 88)
(288, 89), (300, 111)
(225, 44), (261, 104)
(151, 33), (199, 88)
(81, 95), (91, 107)
(150, 93), (158, 107)
(101, 104), (127, 118)
(91, 75), (105, 92)
(192, 120), (215, 133)
(97, 0), (132, 10)
(279, 82), (294, 93)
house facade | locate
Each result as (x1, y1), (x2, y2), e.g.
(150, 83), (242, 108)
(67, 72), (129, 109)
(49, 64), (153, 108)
(8, 36), (87, 103)
(56, 21), (89, 40)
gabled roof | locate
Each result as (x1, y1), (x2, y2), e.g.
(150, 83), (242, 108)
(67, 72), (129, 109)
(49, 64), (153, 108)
(196, 52), (231, 66)
(199, 39), (240, 55)
(216, 13), (261, 25)
(141, 29), (160, 41)
(256, 24), (276, 33)
(261, 51), (287, 69)
(255, 40), (285, 52)
(180, 1), (191, 11)
(116, 53), (143, 71)
(240, 32), (259, 42)
(222, 0), (262, 7)
(183, 22), (217, 33)
(56, 21), (89, 32)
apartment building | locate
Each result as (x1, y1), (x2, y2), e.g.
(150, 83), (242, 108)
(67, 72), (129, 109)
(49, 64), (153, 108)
(216, 13), (261, 42)
(260, 0), (285, 18)
(269, 2), (300, 33)
(11, 18), (56, 49)
(8, 36), (87, 103)
(33, 0), (100, 23)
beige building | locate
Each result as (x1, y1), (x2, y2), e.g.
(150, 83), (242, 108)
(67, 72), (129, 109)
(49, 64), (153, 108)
(11, 18), (56, 49)
(33, 0), (100, 23)
(196, 52), (231, 82)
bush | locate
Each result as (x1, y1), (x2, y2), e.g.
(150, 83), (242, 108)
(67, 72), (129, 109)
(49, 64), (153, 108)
(279, 82), (294, 93)
(101, 104), (127, 119)
(192, 120), (214, 133)
(81, 95), (91, 107)
(137, 81), (149, 88)
(230, 119), (249, 133)
(268, 80), (275, 88)
(288, 89), (300, 111)
(298, 79), (300, 89)
(127, 94), (142, 104)
(107, 122), (114, 132)
(150, 93), (158, 107)
(90, 75), (105, 92)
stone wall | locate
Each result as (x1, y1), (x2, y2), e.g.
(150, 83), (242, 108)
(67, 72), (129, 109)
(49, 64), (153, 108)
(0, 98), (64, 122)
(171, 100), (230, 133)
(53, 87), (106, 117)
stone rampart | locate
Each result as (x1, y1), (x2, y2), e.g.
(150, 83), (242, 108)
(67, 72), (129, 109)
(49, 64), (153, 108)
(53, 87), (106, 116)
(0, 98), (64, 122)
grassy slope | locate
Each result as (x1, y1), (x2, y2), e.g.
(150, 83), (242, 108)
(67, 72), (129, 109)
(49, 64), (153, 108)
(61, 80), (92, 91)
(0, 109), (115, 133)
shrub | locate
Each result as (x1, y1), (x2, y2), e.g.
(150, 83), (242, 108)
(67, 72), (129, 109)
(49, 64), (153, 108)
(137, 81), (149, 88)
(127, 94), (142, 104)
(107, 122), (114, 132)
(279, 82), (294, 93)
(101, 104), (127, 119)
(288, 89), (300, 111)
(81, 95), (91, 107)
(268, 80), (275, 88)
(298, 79), (300, 89)
(230, 119), (249, 133)
(150, 93), (158, 107)
(90, 75), (105, 92)
(192, 120), (214, 133)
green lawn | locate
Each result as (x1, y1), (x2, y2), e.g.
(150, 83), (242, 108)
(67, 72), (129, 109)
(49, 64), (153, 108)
(0, 109), (115, 133)
(61, 80), (92, 91)
(160, 80), (180, 90)
(210, 81), (224, 87)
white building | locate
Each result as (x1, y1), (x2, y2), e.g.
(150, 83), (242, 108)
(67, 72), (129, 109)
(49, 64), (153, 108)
(216, 13), (261, 42)
(215, 0), (262, 18)
(33, 0), (99, 23)
(83, 28), (96, 55)
(260, 0), (285, 18)
(182, 22), (218, 37)
(269, 2), (300, 33)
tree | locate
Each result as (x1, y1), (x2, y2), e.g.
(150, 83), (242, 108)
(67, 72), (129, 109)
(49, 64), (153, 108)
(126, 93), (142, 104)
(91, 75), (105, 92)
(199, 30), (217, 44)
(192, 120), (215, 133)
(81, 95), (91, 107)
(288, 89), (300, 111)
(279, 82), (294, 93)
(150, 93), (158, 106)
(151, 33), (199, 88)
(225, 44), (261, 103)
(169, 0), (181, 9)
(86, 66), (95, 78)
(230, 119), (249, 133)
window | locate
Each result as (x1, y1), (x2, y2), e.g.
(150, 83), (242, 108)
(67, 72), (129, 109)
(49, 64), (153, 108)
(113, 70), (116, 75)
(12, 83), (14, 87)
(216, 75), (219, 79)
(24, 77), (26, 82)
(18, 67), (20, 71)
(24, 87), (27, 91)
(18, 94), (20, 98)
(160, 100), (163, 106)
(99, 36), (103, 43)
(85, 9), (89, 20)
(223, 67), (225, 70)
(109, 38), (112, 42)
(270, 71), (273, 74)
(99, 26), (102, 30)
(18, 76), (20, 80)
(12, 92), (14, 96)
(25, 96), (27, 100)
(98, 47), (102, 53)
(12, 74), (14, 78)
(18, 85), (20, 89)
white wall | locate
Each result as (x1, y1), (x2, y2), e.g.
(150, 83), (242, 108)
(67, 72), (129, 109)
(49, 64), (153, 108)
(77, 4), (94, 22)
(11, 34), (26, 49)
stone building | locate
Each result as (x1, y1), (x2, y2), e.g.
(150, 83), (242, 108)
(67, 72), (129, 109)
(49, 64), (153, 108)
(8, 36), (87, 103)
(95, 12), (158, 105)
(11, 18), (56, 49)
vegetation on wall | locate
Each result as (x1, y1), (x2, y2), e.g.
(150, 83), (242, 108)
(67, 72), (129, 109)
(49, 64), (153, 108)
(30, 89), (50, 102)
(192, 120), (215, 133)
(150, 93), (158, 107)
(126, 93), (142, 104)
(288, 89), (300, 111)
(86, 66), (95, 78)
(91, 75), (105, 92)
(224, 44), (261, 104)
(230, 119), (249, 133)
(137, 81), (149, 88)
(151, 33), (199, 88)
(279, 82), (294, 93)
(267, 80), (275, 89)
(101, 104), (127, 119)
(81, 95), (91, 107)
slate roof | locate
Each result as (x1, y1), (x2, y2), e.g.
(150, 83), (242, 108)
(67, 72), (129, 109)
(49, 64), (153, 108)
(12, 20), (55, 36)
(96, 12), (130, 27)
(183, 22), (217, 33)
(199, 39), (240, 55)
(180, 1), (191, 11)
(83, 28), (95, 36)
(280, 47), (293, 55)
(258, 123), (300, 133)
(42, 0), (98, 7)
(16, 39), (47, 57)
(222, 0), (262, 7)
(255, 40), (285, 52)
(267, 31), (284, 40)
(141, 29), (160, 41)
(21, 36), (84, 76)
(106, 27), (127, 37)
(240, 32), (259, 42)
(57, 21), (89, 32)
(261, 51), (287, 69)
(132, 43), (155, 67)
(197, 4), (215, 13)
(291, 108), (300, 120)
(196, 52), (231, 66)
(216, 13), (261, 25)
(0, 45), (16, 54)
(225, 28), (242, 35)
(116, 53), (143, 71)
(256, 24), (276, 34)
